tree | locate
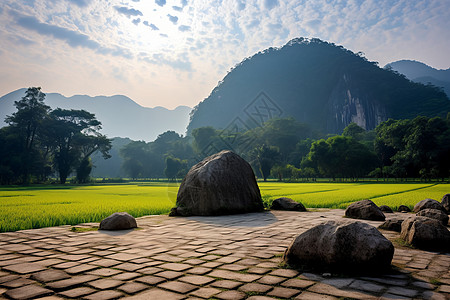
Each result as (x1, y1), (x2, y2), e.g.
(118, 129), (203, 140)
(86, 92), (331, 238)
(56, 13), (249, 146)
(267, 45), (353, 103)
(4, 87), (50, 183)
(342, 122), (365, 141)
(164, 156), (187, 181)
(48, 109), (111, 184)
(252, 145), (279, 181)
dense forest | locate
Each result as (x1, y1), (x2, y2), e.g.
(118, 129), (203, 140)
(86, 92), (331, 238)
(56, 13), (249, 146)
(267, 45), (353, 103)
(1, 87), (450, 185)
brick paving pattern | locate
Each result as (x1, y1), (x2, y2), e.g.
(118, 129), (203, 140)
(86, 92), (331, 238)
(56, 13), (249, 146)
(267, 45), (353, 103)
(0, 210), (449, 299)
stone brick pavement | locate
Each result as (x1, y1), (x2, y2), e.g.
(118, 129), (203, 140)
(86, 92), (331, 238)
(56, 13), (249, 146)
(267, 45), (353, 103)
(0, 210), (449, 299)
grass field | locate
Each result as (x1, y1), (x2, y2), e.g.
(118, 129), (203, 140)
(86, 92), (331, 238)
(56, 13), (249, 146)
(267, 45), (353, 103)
(0, 182), (448, 232)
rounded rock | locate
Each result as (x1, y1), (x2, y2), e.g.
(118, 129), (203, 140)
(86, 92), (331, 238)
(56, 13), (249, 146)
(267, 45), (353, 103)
(271, 197), (306, 211)
(99, 212), (137, 230)
(345, 199), (385, 221)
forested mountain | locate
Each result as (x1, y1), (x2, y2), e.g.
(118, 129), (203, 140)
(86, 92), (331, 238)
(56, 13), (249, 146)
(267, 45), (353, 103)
(386, 60), (450, 97)
(188, 38), (449, 135)
(0, 89), (191, 141)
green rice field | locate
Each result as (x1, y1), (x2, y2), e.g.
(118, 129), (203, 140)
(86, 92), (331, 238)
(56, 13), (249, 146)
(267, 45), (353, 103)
(0, 182), (448, 232)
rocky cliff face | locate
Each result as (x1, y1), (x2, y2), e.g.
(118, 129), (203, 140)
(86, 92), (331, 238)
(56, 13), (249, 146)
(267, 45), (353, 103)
(326, 74), (387, 133)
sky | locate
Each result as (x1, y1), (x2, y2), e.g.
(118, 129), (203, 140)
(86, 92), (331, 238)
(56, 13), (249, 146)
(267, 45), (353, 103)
(0, 0), (449, 109)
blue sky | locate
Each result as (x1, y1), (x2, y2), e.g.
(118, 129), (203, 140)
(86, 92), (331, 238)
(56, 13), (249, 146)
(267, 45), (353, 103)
(0, 0), (449, 108)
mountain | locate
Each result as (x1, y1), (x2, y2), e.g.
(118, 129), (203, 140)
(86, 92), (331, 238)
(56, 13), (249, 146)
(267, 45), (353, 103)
(385, 60), (450, 97)
(0, 89), (192, 141)
(188, 38), (450, 135)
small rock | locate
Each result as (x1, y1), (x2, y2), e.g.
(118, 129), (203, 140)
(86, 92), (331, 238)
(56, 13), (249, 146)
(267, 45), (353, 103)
(400, 216), (450, 251)
(378, 218), (404, 232)
(413, 198), (446, 213)
(416, 208), (449, 226)
(441, 194), (450, 214)
(271, 197), (306, 211)
(99, 212), (137, 230)
(284, 220), (394, 273)
(345, 199), (385, 221)
(398, 205), (411, 213)
(379, 205), (393, 213)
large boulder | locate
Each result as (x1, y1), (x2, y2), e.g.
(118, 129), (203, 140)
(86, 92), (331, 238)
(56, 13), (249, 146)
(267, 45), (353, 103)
(379, 205), (393, 213)
(398, 205), (411, 213)
(284, 220), (394, 273)
(416, 209), (449, 226)
(271, 197), (306, 211)
(442, 194), (450, 214)
(378, 218), (404, 232)
(99, 212), (137, 230)
(345, 199), (385, 221)
(400, 216), (450, 251)
(170, 151), (264, 216)
(413, 199), (446, 213)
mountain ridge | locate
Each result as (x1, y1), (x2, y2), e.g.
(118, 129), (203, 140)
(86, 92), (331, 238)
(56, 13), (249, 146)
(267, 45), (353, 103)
(0, 88), (192, 141)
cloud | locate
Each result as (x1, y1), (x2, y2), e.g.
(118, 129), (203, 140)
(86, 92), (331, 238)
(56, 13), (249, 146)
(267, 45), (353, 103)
(160, 33), (168, 37)
(9, 35), (36, 46)
(143, 21), (159, 30)
(178, 25), (190, 32)
(263, 0), (279, 10)
(167, 14), (178, 24)
(132, 18), (141, 25)
(155, 0), (166, 7)
(181, 0), (188, 7)
(69, 0), (92, 7)
(172, 6), (183, 12)
(12, 12), (133, 59)
(145, 52), (192, 71)
(114, 6), (143, 17)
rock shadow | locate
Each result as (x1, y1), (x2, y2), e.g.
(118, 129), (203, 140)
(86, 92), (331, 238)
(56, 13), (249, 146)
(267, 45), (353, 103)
(186, 211), (279, 227)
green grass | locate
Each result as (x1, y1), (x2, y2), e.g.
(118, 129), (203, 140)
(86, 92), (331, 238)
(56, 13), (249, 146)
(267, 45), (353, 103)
(0, 182), (448, 232)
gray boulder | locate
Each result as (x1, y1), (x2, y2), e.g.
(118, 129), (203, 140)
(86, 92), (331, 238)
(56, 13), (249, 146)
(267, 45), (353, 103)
(378, 218), (404, 232)
(413, 198), (445, 213)
(416, 209), (449, 226)
(345, 199), (385, 221)
(379, 205), (393, 213)
(271, 197), (306, 211)
(442, 194), (450, 214)
(398, 205), (411, 213)
(400, 216), (450, 251)
(99, 212), (137, 230)
(170, 151), (264, 216)
(284, 220), (394, 273)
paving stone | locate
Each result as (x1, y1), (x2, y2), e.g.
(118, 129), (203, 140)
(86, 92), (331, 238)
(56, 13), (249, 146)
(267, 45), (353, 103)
(89, 259), (121, 267)
(160, 263), (192, 271)
(201, 261), (223, 268)
(135, 275), (165, 285)
(215, 256), (241, 264)
(215, 290), (246, 300)
(114, 262), (143, 272)
(46, 275), (98, 290)
(247, 296), (278, 300)
(258, 275), (286, 285)
(187, 267), (211, 275)
(34, 259), (65, 267)
(158, 281), (197, 293)
(308, 283), (376, 300)
(438, 285), (450, 293)
(3, 263), (46, 274)
(247, 267), (271, 274)
(58, 287), (96, 298)
(269, 269), (299, 278)
(154, 270), (184, 280)
(321, 278), (354, 289)
(2, 278), (36, 289)
(267, 286), (301, 298)
(84, 290), (123, 300)
(106, 253), (142, 261)
(118, 282), (148, 294)
(422, 291), (447, 300)
(349, 279), (385, 293)
(87, 268), (122, 277)
(208, 270), (261, 282)
(125, 288), (184, 300)
(386, 286), (418, 298)
(4, 285), (53, 300)
(239, 282), (272, 293)
(380, 293), (411, 299)
(65, 264), (98, 274)
(210, 280), (243, 289)
(219, 264), (248, 271)
(111, 272), (140, 280)
(88, 279), (123, 289)
(52, 262), (79, 269)
(281, 278), (315, 289)
(295, 291), (338, 299)
(179, 275), (215, 285)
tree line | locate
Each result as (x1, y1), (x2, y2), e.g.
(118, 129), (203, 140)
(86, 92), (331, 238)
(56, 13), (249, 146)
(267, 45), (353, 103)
(0, 87), (111, 184)
(120, 116), (450, 182)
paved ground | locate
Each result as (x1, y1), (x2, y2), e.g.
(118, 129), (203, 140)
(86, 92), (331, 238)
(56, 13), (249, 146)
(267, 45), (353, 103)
(0, 209), (449, 300)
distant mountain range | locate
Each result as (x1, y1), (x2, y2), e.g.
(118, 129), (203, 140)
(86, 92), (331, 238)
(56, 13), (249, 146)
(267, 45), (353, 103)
(0, 89), (191, 141)
(385, 60), (450, 97)
(188, 38), (449, 135)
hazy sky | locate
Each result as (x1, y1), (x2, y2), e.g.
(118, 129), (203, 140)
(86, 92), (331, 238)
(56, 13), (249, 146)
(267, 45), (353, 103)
(0, 0), (449, 109)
